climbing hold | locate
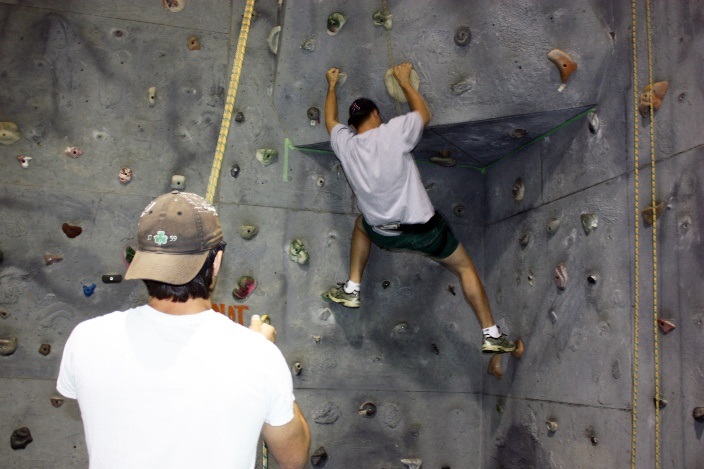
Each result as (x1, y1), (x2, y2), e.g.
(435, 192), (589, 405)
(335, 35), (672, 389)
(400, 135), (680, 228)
(518, 232), (530, 247)
(547, 49), (577, 84)
(238, 225), (259, 240)
(431, 343), (440, 355)
(0, 337), (18, 356)
(549, 310), (558, 323)
(448, 284), (456, 296)
(148, 87), (157, 107)
(16, 155), (32, 169)
(235, 111), (245, 123)
(454, 25), (471, 46)
(546, 420), (558, 433)
(587, 112), (600, 133)
(372, 10), (392, 30)
(255, 148), (278, 165)
(327, 12), (346, 36)
(385, 67), (420, 103)
(510, 128), (527, 139)
(638, 81), (669, 117)
(43, 253), (63, 266)
(260, 314), (270, 325)
(307, 107), (320, 125)
(50, 396), (64, 408)
(316, 176), (325, 187)
(496, 403), (504, 414)
(546, 218), (561, 234)
(232, 276), (257, 300)
(642, 201), (664, 226)
(313, 401), (341, 424)
(488, 354), (503, 380)
(118, 167), (133, 184)
(580, 213), (598, 235)
(289, 239), (309, 265)
(292, 362), (302, 376)
(162, 0), (184, 13)
(381, 280), (391, 289)
(657, 318), (676, 334)
(38, 343), (51, 356)
(125, 246), (135, 264)
(64, 146), (83, 158)
(230, 164), (240, 178)
(10, 427), (33, 450)
(102, 274), (122, 283)
(310, 446), (328, 467)
(267, 26), (281, 55)
(512, 178), (525, 202)
(511, 339), (524, 359)
(654, 397), (668, 409)
(451, 76), (475, 95)
(0, 122), (21, 145)
(301, 37), (316, 52)
(590, 436), (599, 446)
(401, 458), (422, 469)
(0, 310), (8, 319)
(587, 275), (598, 285)
(62, 223), (82, 238)
(392, 322), (409, 336)
(171, 174), (185, 190)
(429, 150), (457, 167)
(693, 407), (704, 423)
(453, 204), (465, 217)
(83, 283), (96, 297)
(359, 402), (377, 417)
(554, 263), (567, 290)
(187, 36), (201, 50)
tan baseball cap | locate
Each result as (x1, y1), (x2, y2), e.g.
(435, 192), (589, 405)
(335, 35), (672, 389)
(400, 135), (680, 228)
(125, 191), (223, 285)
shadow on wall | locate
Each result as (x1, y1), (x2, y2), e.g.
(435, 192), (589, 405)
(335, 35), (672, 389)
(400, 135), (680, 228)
(493, 424), (551, 468)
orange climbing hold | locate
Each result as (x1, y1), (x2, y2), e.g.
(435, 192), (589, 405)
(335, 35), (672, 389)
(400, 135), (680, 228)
(639, 81), (669, 117)
(511, 339), (524, 359)
(488, 354), (503, 380)
(547, 49), (577, 83)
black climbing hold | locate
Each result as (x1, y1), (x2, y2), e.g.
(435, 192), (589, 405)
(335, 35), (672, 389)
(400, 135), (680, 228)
(431, 343), (439, 355)
(230, 164), (240, 178)
(10, 427), (33, 450)
(0, 310), (8, 319)
(452, 204), (465, 217)
(359, 402), (377, 418)
(38, 343), (51, 356)
(50, 396), (64, 408)
(235, 111), (245, 123)
(590, 436), (598, 446)
(693, 407), (704, 423)
(102, 274), (122, 284)
(382, 280), (391, 289)
(447, 284), (456, 296)
(510, 128), (527, 139)
(62, 223), (82, 238)
(311, 446), (328, 466)
(307, 107), (320, 121)
(454, 25), (471, 46)
(587, 275), (598, 285)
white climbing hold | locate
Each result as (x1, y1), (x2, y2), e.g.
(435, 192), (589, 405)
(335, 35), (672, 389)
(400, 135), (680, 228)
(267, 26), (281, 55)
(256, 148), (278, 165)
(384, 67), (420, 103)
(16, 155), (32, 169)
(401, 458), (422, 469)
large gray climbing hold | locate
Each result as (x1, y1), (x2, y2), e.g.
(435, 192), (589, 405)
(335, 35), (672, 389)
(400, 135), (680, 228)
(313, 401), (341, 424)
(239, 225), (258, 240)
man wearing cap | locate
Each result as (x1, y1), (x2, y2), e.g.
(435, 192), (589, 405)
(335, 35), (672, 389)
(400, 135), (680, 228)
(57, 191), (310, 469)
(324, 63), (516, 354)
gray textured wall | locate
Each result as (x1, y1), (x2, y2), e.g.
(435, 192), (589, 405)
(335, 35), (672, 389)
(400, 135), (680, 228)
(1, 1), (702, 468)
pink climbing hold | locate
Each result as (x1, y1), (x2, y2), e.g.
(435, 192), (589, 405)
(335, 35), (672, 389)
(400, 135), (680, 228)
(232, 276), (256, 300)
(65, 146), (83, 158)
(554, 263), (567, 290)
(657, 318), (676, 334)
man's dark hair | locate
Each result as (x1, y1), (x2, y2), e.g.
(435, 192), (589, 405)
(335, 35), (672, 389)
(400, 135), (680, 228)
(143, 241), (226, 302)
(348, 98), (378, 129)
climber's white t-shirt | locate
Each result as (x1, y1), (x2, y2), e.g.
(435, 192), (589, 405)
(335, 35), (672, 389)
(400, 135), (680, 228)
(330, 111), (434, 227)
(57, 305), (294, 469)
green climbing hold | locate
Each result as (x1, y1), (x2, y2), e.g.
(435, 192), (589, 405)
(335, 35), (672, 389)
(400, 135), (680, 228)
(125, 246), (136, 264)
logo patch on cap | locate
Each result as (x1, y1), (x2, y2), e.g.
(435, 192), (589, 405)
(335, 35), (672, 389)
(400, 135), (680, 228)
(153, 231), (169, 245)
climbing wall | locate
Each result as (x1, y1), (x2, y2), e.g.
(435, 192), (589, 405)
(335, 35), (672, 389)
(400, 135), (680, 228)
(1, 0), (703, 468)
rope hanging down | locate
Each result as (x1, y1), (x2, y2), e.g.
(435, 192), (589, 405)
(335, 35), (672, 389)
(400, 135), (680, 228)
(205, 0), (256, 204)
(630, 0), (660, 467)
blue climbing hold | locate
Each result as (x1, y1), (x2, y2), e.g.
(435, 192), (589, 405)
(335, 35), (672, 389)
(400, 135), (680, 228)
(83, 283), (96, 297)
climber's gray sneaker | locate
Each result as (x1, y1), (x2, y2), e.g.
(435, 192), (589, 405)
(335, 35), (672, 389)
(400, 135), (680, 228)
(326, 283), (360, 308)
(482, 334), (516, 353)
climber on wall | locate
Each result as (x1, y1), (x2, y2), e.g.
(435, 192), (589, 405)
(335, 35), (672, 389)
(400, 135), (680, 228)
(323, 62), (516, 354)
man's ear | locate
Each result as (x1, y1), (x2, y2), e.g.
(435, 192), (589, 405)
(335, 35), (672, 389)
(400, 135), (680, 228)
(212, 250), (224, 277)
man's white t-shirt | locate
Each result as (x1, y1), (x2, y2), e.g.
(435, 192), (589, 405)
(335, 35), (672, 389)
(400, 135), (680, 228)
(330, 111), (435, 228)
(57, 305), (295, 469)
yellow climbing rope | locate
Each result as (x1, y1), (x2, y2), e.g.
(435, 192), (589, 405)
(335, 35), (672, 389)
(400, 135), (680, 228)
(629, 0), (641, 465)
(205, 0), (256, 204)
(631, 0), (660, 467)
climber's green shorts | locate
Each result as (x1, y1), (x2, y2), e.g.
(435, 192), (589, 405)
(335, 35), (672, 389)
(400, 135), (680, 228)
(362, 211), (459, 260)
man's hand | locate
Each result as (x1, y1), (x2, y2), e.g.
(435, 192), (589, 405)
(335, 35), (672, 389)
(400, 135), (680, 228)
(393, 62), (413, 87)
(249, 314), (277, 343)
(326, 67), (340, 89)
